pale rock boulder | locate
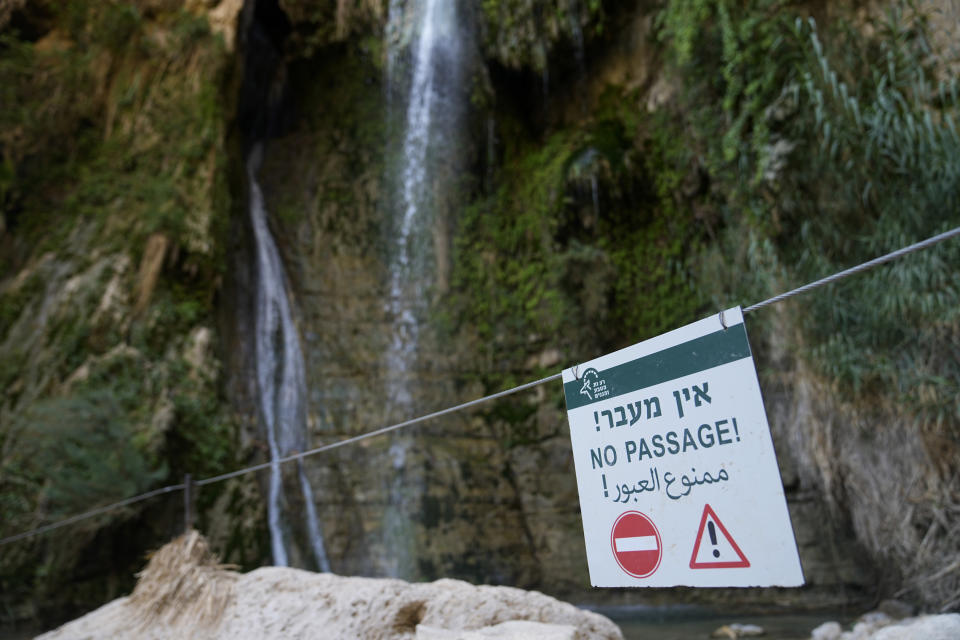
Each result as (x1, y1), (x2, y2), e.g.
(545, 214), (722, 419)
(845, 611), (894, 639)
(38, 532), (622, 640)
(810, 621), (843, 640)
(212, 569), (622, 640)
(416, 620), (577, 640)
(809, 613), (960, 640)
(870, 614), (960, 640)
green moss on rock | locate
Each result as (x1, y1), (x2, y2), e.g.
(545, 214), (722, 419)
(0, 0), (238, 624)
(450, 93), (705, 392)
(479, 0), (604, 71)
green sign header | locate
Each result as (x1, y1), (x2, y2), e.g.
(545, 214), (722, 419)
(563, 325), (752, 410)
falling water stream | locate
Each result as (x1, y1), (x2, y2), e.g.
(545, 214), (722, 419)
(385, 0), (460, 387)
(247, 144), (331, 572)
(381, 0), (463, 578)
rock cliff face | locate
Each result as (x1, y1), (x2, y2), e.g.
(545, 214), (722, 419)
(2, 0), (958, 627)
(0, 0), (254, 620)
(233, 0), (874, 608)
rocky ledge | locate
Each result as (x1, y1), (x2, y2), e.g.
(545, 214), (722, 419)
(37, 531), (622, 640)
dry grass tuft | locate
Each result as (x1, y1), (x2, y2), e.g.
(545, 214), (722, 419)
(129, 529), (238, 630)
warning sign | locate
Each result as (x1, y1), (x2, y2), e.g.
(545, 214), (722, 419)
(563, 307), (803, 587)
(689, 504), (749, 569)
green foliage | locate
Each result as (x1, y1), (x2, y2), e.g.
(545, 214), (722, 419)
(0, 35), (100, 235)
(11, 391), (164, 518)
(655, 1), (960, 607)
(0, 1), (229, 256)
(279, 0), (385, 57)
(98, 2), (143, 52)
(479, 0), (605, 70)
(451, 96), (704, 391)
(454, 130), (571, 343)
(160, 352), (237, 486)
(0, 386), (164, 544)
(599, 114), (703, 335)
(659, 0), (798, 193)
(659, 0), (960, 423)
(171, 10), (213, 45)
(0, 374), (172, 621)
(784, 12), (960, 419)
(0, 273), (41, 342)
(168, 388), (234, 478)
(0, 1), (235, 622)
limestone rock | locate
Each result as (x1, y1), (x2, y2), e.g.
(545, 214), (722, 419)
(870, 614), (960, 640)
(185, 0), (244, 50)
(807, 613), (960, 640)
(134, 233), (168, 313)
(37, 533), (622, 640)
(207, 0), (244, 51)
(810, 621), (842, 640)
(844, 611), (892, 639)
(417, 620), (577, 640)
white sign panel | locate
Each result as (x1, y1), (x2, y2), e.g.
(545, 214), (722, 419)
(562, 307), (803, 587)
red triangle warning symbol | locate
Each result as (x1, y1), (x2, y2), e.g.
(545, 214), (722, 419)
(689, 504), (750, 569)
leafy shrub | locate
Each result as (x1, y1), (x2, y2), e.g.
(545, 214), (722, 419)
(657, 0), (960, 607)
(7, 390), (165, 522)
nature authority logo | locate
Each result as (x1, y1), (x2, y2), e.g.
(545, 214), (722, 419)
(579, 367), (609, 401)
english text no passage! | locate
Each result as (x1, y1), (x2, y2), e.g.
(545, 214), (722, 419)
(589, 417), (742, 469)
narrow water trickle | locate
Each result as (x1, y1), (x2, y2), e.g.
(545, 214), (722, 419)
(590, 174), (600, 219)
(247, 144), (331, 572)
(567, 0), (586, 78)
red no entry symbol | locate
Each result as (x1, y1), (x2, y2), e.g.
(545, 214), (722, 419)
(610, 511), (662, 578)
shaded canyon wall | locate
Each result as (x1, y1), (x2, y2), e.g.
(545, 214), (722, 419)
(232, 0), (877, 609)
(3, 0), (959, 625)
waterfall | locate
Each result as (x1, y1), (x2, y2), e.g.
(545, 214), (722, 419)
(386, 0), (460, 387)
(381, 0), (463, 578)
(384, 0), (462, 432)
(247, 144), (331, 572)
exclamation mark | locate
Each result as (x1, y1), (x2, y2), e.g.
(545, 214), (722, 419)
(602, 473), (608, 498)
(594, 411), (600, 432)
(708, 520), (720, 558)
(732, 417), (740, 442)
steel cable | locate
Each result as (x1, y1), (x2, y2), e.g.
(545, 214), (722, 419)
(2, 225), (957, 547)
